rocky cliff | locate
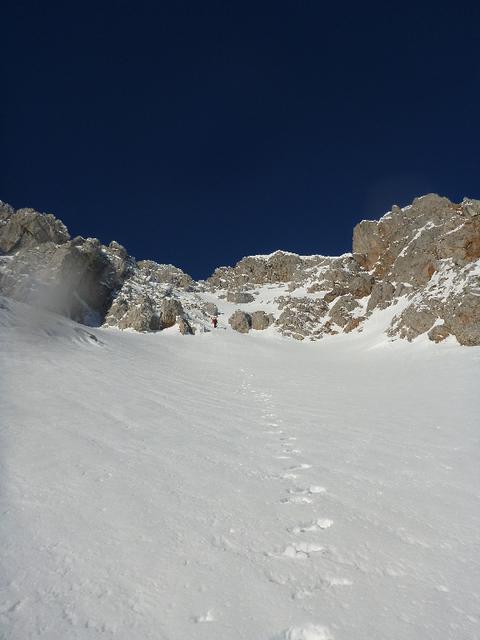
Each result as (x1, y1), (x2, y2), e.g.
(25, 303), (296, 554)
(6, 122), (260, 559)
(1, 194), (479, 344)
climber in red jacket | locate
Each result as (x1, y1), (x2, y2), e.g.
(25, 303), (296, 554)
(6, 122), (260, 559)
(211, 316), (218, 329)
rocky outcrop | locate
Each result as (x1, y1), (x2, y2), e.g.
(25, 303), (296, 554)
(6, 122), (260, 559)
(135, 260), (193, 289)
(366, 281), (396, 312)
(0, 235), (124, 324)
(387, 258), (480, 345)
(226, 291), (255, 303)
(329, 295), (361, 328)
(0, 206), (70, 253)
(208, 251), (306, 290)
(275, 297), (329, 340)
(353, 194), (480, 283)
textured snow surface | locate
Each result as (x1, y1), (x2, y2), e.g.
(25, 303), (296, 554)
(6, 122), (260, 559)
(1, 298), (479, 639)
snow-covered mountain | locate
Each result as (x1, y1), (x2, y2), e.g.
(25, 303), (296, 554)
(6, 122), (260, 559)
(1, 195), (479, 639)
(1, 193), (479, 345)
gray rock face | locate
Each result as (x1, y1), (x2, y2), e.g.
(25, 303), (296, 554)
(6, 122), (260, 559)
(0, 207), (70, 254)
(228, 310), (252, 333)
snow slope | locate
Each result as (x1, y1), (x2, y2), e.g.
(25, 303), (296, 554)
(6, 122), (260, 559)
(1, 297), (479, 639)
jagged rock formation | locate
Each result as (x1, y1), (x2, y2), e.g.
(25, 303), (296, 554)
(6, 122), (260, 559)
(227, 310), (274, 333)
(0, 204), (69, 253)
(1, 194), (479, 344)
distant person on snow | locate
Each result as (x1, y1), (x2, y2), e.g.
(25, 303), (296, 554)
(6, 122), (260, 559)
(211, 317), (218, 329)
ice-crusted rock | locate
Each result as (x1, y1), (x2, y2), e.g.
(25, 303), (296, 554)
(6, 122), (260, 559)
(228, 310), (252, 333)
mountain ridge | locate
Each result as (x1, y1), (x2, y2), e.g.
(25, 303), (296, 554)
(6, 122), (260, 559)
(1, 193), (479, 345)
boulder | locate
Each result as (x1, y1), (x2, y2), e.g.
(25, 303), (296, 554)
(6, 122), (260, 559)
(159, 298), (183, 328)
(228, 310), (252, 333)
(250, 310), (274, 330)
(204, 302), (219, 316)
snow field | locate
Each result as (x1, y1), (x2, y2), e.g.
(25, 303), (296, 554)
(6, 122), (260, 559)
(0, 299), (479, 639)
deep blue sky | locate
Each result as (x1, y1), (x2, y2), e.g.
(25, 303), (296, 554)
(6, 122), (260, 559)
(2, 1), (480, 278)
